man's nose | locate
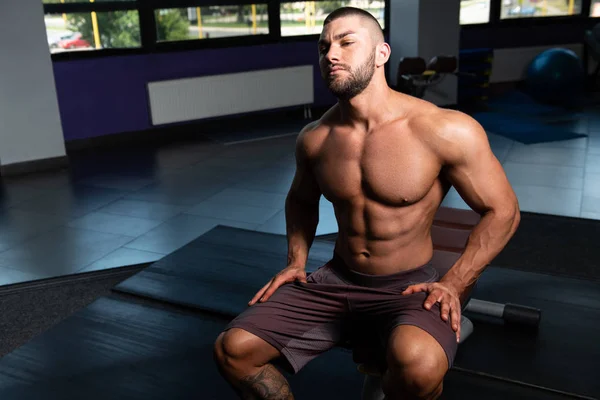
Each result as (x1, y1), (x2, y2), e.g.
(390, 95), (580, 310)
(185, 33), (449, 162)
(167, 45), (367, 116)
(325, 47), (340, 63)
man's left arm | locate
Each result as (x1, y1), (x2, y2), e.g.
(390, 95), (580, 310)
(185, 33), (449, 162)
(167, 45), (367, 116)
(403, 110), (521, 340)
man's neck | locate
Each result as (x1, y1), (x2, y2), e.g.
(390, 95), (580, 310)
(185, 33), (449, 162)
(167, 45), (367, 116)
(337, 84), (398, 131)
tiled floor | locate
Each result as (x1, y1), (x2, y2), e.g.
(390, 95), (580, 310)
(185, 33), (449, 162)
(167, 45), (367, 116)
(0, 106), (599, 287)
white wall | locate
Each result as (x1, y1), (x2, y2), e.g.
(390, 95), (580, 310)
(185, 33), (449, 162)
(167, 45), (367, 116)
(388, 0), (461, 106)
(0, 0), (66, 167)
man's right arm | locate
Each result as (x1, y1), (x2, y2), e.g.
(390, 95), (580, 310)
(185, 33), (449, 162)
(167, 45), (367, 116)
(285, 123), (323, 269)
(248, 122), (323, 305)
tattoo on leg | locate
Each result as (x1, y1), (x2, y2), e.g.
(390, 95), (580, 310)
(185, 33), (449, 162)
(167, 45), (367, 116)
(239, 364), (294, 400)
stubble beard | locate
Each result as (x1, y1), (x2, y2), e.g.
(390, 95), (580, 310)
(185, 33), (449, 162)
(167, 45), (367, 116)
(325, 50), (376, 101)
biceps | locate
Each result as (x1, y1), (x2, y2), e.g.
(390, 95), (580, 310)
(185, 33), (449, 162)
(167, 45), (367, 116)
(444, 150), (516, 215)
(288, 167), (322, 206)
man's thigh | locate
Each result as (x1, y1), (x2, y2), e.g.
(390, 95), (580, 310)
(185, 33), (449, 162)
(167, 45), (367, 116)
(225, 263), (350, 374)
(349, 288), (458, 372)
(380, 292), (458, 370)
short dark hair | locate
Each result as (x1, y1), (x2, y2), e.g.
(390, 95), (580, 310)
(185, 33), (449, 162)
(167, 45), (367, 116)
(323, 6), (384, 41)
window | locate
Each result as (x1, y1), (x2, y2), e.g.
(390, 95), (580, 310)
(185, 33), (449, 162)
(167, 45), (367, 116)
(155, 5), (269, 42)
(43, 1), (390, 57)
(279, 1), (385, 37)
(43, 0), (131, 2)
(460, 0), (491, 25)
(592, 0), (600, 16)
(45, 11), (141, 53)
(501, 0), (582, 19)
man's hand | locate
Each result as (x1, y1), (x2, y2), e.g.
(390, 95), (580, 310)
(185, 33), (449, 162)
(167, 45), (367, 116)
(401, 281), (463, 343)
(248, 265), (307, 306)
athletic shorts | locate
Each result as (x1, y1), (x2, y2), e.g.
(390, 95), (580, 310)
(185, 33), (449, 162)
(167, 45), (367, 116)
(225, 252), (458, 374)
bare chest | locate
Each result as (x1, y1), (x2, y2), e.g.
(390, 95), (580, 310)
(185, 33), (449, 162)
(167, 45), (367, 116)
(314, 130), (441, 206)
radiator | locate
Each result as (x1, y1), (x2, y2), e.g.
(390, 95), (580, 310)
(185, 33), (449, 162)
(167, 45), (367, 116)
(147, 65), (314, 126)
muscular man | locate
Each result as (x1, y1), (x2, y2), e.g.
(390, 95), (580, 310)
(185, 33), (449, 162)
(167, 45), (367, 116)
(214, 6), (520, 400)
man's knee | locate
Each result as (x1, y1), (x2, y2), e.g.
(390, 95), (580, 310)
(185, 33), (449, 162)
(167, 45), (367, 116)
(388, 358), (444, 398)
(384, 326), (448, 399)
(214, 329), (251, 372)
(214, 328), (278, 374)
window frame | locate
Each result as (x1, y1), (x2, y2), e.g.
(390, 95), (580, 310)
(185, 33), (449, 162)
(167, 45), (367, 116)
(45, 0), (391, 61)
(460, 0), (592, 29)
(496, 0), (589, 24)
(44, 0), (595, 61)
(276, 0), (388, 40)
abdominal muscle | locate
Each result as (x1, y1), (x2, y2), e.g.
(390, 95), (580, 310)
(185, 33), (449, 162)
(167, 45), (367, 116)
(332, 199), (436, 276)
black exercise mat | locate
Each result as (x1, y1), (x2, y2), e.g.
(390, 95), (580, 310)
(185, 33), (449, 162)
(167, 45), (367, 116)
(0, 296), (363, 400)
(114, 226), (335, 316)
(492, 211), (600, 282)
(0, 295), (578, 400)
(442, 369), (587, 400)
(113, 225), (600, 399)
(319, 211), (600, 283)
(456, 267), (600, 399)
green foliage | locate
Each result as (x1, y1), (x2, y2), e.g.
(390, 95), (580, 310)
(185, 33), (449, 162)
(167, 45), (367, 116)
(319, 1), (345, 13)
(68, 11), (141, 48)
(156, 9), (190, 41)
(67, 9), (191, 48)
(256, 4), (268, 21)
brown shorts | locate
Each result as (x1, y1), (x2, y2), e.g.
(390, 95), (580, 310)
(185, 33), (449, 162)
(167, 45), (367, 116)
(225, 253), (458, 374)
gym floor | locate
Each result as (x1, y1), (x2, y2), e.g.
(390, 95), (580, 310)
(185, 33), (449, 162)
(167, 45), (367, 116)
(0, 103), (598, 288)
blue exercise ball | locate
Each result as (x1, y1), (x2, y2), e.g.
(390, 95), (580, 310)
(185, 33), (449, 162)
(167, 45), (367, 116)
(525, 48), (585, 107)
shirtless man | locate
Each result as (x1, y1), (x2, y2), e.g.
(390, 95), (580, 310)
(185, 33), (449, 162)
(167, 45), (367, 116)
(214, 6), (520, 400)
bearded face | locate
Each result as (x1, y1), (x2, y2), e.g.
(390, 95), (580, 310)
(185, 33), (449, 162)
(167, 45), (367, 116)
(323, 49), (376, 100)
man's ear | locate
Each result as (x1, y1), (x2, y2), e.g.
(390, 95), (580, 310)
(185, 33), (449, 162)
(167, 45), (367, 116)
(376, 42), (391, 67)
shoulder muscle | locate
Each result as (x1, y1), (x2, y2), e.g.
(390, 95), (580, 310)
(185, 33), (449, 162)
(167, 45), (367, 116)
(413, 109), (491, 166)
(296, 118), (330, 162)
